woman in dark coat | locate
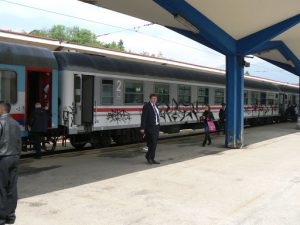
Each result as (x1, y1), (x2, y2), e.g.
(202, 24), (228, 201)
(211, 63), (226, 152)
(202, 105), (214, 146)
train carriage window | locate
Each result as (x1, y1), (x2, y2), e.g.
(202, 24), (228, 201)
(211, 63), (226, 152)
(0, 70), (17, 104)
(74, 75), (81, 103)
(197, 87), (209, 105)
(244, 90), (249, 105)
(251, 91), (260, 105)
(124, 81), (143, 104)
(215, 89), (224, 105)
(178, 85), (191, 105)
(260, 92), (267, 105)
(154, 83), (169, 105)
(267, 93), (275, 105)
(102, 80), (113, 105)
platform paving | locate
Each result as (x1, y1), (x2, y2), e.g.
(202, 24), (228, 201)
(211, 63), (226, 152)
(15, 123), (300, 225)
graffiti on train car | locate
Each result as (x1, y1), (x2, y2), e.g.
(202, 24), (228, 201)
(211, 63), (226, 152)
(244, 105), (279, 117)
(159, 98), (203, 122)
(107, 109), (131, 123)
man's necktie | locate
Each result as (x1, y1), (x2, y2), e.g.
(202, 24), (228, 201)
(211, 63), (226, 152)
(152, 104), (160, 125)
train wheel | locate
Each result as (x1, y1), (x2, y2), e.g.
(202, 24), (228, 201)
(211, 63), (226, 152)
(90, 133), (101, 148)
(99, 134), (112, 147)
(70, 135), (87, 150)
(113, 135), (128, 145)
(112, 129), (131, 145)
(71, 143), (86, 150)
(90, 132), (112, 148)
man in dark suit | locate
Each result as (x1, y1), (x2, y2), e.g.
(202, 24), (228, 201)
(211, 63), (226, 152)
(140, 94), (160, 164)
(0, 101), (21, 225)
(218, 103), (226, 134)
(29, 102), (50, 159)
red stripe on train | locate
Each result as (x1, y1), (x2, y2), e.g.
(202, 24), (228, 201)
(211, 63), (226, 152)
(94, 105), (278, 112)
(94, 107), (214, 112)
(11, 114), (25, 120)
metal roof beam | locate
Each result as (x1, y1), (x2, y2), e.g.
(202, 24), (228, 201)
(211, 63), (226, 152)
(154, 0), (236, 55)
(260, 57), (298, 75)
(253, 41), (300, 75)
(278, 44), (300, 72)
(168, 27), (225, 55)
(238, 14), (300, 55)
(249, 41), (283, 54)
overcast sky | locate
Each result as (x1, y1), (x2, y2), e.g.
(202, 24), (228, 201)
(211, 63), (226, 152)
(0, 0), (298, 84)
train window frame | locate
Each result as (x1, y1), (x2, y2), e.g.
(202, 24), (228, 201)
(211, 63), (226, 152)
(214, 88), (225, 105)
(250, 91), (260, 105)
(267, 92), (275, 105)
(260, 92), (267, 105)
(101, 79), (114, 105)
(0, 70), (18, 104)
(197, 87), (209, 105)
(124, 80), (144, 105)
(244, 90), (249, 105)
(74, 75), (81, 103)
(178, 85), (191, 105)
(154, 83), (170, 105)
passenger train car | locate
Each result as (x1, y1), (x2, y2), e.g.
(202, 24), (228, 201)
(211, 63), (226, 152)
(0, 42), (58, 138)
(0, 42), (298, 150)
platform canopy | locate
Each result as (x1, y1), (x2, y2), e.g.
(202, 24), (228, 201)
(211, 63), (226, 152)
(80, 0), (300, 148)
(81, 0), (300, 76)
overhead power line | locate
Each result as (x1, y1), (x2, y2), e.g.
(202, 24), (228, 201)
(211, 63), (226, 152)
(0, 0), (127, 30)
(0, 0), (222, 57)
(96, 23), (154, 37)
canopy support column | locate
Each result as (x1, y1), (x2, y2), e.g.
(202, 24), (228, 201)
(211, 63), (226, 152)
(297, 76), (300, 129)
(225, 55), (244, 148)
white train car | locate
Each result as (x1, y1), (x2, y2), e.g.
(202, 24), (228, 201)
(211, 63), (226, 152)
(54, 52), (299, 149)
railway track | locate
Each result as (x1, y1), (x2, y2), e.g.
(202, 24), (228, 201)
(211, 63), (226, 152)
(20, 129), (206, 159)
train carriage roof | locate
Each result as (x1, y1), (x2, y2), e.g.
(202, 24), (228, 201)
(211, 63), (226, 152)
(277, 84), (298, 94)
(0, 41), (58, 69)
(54, 52), (295, 93)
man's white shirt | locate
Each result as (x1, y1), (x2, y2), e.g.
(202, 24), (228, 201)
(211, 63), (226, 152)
(151, 103), (160, 125)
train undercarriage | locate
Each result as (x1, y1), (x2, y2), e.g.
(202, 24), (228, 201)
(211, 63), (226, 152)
(21, 114), (292, 154)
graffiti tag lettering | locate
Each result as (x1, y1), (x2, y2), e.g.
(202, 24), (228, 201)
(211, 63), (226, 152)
(107, 109), (131, 123)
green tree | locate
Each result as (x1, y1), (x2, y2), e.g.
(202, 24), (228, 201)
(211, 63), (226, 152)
(29, 25), (126, 51)
(49, 25), (68, 41)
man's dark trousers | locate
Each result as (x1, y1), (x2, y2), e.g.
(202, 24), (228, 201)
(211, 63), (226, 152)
(31, 132), (42, 158)
(145, 125), (159, 161)
(0, 156), (19, 225)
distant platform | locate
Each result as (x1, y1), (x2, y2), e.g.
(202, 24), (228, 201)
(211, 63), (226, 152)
(16, 122), (300, 225)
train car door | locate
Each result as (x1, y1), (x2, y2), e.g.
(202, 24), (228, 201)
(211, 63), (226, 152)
(26, 68), (52, 129)
(73, 74), (82, 126)
(279, 93), (286, 115)
(81, 75), (94, 126)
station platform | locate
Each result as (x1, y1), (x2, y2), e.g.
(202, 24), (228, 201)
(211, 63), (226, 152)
(15, 123), (300, 225)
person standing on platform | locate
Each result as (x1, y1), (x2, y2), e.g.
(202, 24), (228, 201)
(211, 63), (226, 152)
(218, 103), (226, 134)
(0, 101), (21, 225)
(140, 94), (160, 164)
(202, 105), (215, 147)
(29, 102), (50, 159)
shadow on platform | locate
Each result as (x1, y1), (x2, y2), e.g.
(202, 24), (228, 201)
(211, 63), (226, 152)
(18, 122), (298, 199)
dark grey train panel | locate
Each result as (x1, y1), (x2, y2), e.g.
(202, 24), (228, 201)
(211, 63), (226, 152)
(81, 75), (94, 124)
(54, 52), (286, 92)
(277, 84), (298, 94)
(0, 41), (58, 69)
